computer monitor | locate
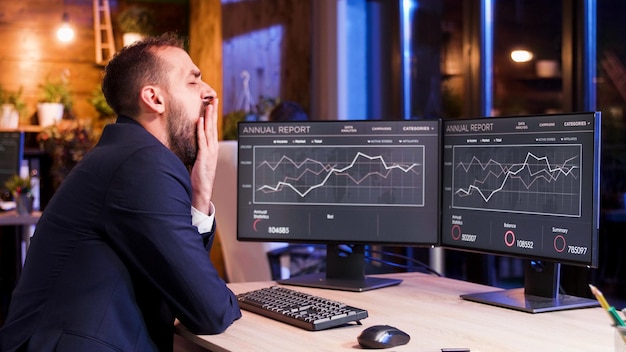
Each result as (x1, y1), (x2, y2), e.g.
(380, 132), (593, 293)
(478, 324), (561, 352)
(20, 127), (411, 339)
(237, 119), (440, 291)
(0, 131), (25, 195)
(441, 112), (601, 312)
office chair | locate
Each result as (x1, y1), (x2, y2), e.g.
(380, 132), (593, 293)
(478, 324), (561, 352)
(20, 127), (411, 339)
(212, 140), (289, 282)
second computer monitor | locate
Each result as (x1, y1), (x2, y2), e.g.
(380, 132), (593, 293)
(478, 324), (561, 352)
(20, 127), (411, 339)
(441, 112), (601, 312)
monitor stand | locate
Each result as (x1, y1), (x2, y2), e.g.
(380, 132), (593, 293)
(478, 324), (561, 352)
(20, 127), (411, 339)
(460, 260), (600, 313)
(277, 244), (402, 292)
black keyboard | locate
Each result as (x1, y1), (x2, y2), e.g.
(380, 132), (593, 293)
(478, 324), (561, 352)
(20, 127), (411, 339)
(236, 286), (368, 331)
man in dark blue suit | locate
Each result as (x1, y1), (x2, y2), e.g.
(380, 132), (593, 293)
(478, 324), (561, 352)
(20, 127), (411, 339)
(0, 34), (241, 351)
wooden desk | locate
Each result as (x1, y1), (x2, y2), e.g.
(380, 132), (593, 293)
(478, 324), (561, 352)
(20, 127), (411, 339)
(176, 272), (613, 351)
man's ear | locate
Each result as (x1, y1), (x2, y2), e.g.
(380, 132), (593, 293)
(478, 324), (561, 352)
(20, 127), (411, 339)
(140, 86), (166, 114)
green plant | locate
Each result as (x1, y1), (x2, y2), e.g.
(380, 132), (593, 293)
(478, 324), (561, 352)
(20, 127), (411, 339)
(39, 77), (73, 111)
(0, 85), (26, 117)
(118, 7), (154, 34)
(4, 174), (31, 196)
(90, 88), (115, 119)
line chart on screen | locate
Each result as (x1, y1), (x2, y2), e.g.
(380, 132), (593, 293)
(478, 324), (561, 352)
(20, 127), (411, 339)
(252, 145), (426, 206)
(451, 144), (582, 217)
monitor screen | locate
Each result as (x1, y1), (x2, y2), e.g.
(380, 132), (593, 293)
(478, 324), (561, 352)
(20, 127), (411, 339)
(237, 119), (440, 291)
(441, 112), (601, 312)
(0, 131), (25, 195)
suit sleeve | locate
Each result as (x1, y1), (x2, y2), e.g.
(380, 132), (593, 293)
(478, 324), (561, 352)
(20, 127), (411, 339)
(101, 145), (241, 334)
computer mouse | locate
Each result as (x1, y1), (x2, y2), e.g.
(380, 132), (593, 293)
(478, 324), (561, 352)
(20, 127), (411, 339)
(357, 324), (410, 349)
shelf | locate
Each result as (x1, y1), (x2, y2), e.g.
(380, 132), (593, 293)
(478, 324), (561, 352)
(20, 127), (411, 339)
(0, 126), (43, 133)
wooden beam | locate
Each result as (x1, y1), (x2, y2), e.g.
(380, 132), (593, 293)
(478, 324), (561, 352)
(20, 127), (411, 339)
(188, 0), (224, 139)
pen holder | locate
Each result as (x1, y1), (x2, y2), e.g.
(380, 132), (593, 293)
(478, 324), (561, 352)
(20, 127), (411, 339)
(616, 325), (626, 352)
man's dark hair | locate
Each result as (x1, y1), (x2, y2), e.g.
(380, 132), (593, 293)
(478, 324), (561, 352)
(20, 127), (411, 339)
(102, 33), (186, 118)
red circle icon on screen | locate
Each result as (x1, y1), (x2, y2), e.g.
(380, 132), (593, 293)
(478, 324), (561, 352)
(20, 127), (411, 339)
(253, 219), (262, 232)
(554, 235), (566, 252)
(451, 224), (461, 241)
(504, 230), (515, 247)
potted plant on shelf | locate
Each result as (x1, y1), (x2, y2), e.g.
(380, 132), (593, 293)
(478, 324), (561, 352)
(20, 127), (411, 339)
(117, 6), (154, 46)
(4, 174), (33, 214)
(38, 76), (73, 127)
(0, 85), (25, 129)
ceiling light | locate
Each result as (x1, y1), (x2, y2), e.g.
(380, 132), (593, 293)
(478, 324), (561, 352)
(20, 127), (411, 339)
(56, 12), (75, 43)
(510, 49), (533, 63)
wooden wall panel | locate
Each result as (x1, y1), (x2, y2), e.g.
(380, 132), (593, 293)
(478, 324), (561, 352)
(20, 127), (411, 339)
(0, 0), (100, 123)
(0, 0), (189, 125)
(189, 0), (223, 137)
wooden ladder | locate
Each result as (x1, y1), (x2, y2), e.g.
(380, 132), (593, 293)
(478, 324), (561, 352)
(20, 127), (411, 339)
(93, 0), (116, 65)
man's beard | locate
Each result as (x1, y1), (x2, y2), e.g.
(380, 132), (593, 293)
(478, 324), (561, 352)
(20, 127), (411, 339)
(167, 98), (198, 167)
